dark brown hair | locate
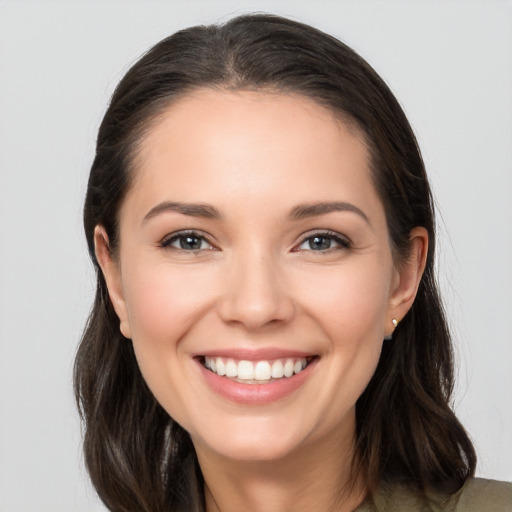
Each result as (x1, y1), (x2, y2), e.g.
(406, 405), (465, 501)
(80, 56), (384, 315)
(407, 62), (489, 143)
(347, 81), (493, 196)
(75, 13), (476, 511)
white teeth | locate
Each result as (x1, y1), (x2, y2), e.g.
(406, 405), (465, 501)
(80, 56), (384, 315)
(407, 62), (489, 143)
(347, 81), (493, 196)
(225, 358), (237, 377)
(271, 360), (284, 378)
(216, 357), (226, 376)
(204, 356), (309, 382)
(254, 361), (271, 380)
(284, 359), (294, 377)
(237, 360), (254, 380)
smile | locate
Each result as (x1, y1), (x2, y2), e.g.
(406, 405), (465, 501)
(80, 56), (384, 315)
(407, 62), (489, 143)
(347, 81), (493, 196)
(203, 356), (311, 384)
(198, 353), (318, 404)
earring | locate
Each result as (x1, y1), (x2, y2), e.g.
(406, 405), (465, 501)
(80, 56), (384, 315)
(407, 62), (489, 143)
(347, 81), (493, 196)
(384, 318), (399, 341)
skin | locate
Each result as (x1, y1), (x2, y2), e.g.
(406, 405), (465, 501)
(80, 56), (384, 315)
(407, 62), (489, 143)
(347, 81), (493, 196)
(95, 89), (428, 512)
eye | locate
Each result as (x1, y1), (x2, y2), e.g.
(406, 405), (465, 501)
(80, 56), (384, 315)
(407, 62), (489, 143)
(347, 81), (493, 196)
(295, 231), (350, 252)
(161, 231), (214, 251)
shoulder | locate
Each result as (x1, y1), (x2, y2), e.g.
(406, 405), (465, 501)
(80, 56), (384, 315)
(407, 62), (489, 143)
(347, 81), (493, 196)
(451, 478), (512, 511)
(357, 478), (512, 512)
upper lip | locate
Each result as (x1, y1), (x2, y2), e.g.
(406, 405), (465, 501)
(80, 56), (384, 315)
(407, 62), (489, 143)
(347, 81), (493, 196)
(194, 347), (317, 361)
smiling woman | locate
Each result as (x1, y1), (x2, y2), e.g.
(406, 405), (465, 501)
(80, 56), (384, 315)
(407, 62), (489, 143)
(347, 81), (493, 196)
(74, 13), (511, 512)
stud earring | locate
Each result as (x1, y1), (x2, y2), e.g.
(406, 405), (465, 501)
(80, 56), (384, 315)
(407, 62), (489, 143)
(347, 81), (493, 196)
(384, 318), (399, 341)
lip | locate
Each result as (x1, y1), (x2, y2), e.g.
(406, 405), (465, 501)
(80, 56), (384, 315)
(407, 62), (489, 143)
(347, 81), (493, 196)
(195, 354), (318, 405)
(196, 347), (314, 361)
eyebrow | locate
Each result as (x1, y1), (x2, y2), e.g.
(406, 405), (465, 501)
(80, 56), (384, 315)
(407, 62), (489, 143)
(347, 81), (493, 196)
(143, 201), (223, 223)
(142, 200), (370, 225)
(288, 201), (370, 225)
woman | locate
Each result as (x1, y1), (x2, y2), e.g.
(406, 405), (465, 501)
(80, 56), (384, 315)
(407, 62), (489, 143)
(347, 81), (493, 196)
(74, 13), (511, 512)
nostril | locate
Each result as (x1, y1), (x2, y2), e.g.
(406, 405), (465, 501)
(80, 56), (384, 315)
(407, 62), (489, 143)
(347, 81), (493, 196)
(215, 261), (296, 329)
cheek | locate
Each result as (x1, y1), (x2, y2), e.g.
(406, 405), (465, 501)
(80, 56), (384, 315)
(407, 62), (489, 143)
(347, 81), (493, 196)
(296, 258), (393, 340)
(123, 262), (215, 343)
(296, 259), (391, 399)
(119, 263), (223, 431)
(120, 262), (217, 397)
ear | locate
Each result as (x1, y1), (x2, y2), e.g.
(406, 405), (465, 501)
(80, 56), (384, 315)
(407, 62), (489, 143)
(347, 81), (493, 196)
(386, 227), (429, 335)
(94, 225), (132, 339)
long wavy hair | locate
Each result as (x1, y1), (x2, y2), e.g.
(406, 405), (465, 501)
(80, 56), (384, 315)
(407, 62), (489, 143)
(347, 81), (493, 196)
(74, 13), (476, 512)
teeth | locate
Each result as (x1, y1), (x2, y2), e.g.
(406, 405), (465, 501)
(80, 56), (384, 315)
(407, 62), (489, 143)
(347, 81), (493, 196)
(254, 361), (271, 380)
(225, 359), (237, 377)
(238, 360), (254, 380)
(216, 358), (226, 376)
(284, 359), (294, 377)
(204, 356), (309, 382)
(271, 360), (284, 378)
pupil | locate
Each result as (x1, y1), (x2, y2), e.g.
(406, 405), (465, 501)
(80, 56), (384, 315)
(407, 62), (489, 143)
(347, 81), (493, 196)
(310, 236), (331, 250)
(180, 236), (202, 250)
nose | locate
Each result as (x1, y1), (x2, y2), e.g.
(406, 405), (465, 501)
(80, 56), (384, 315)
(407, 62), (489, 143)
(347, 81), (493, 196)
(216, 250), (295, 331)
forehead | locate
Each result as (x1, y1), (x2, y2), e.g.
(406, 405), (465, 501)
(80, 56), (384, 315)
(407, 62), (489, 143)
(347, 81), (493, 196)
(123, 89), (382, 222)
(138, 88), (365, 155)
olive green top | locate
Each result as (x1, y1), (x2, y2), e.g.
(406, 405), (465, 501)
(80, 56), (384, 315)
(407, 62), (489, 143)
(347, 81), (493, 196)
(355, 478), (512, 512)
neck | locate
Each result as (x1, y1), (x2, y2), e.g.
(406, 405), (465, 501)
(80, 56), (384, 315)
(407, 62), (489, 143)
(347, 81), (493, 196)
(195, 427), (366, 512)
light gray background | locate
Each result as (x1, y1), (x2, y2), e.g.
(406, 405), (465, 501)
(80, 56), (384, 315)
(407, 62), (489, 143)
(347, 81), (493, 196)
(0, 1), (510, 510)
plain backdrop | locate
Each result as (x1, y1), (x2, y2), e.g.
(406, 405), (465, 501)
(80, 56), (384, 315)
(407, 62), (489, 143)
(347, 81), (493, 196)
(0, 1), (510, 510)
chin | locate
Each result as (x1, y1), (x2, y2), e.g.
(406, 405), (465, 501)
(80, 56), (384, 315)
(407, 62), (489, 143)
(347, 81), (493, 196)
(211, 439), (301, 463)
(191, 417), (309, 463)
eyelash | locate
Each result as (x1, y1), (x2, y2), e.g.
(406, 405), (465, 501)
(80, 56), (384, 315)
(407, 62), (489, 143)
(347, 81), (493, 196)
(160, 230), (216, 252)
(294, 230), (351, 253)
(160, 230), (351, 253)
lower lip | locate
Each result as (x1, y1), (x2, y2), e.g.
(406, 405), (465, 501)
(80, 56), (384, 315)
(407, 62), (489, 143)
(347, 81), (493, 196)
(197, 358), (318, 405)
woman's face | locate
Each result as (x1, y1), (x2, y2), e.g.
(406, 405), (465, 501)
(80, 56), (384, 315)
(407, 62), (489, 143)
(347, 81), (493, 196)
(97, 89), (421, 463)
